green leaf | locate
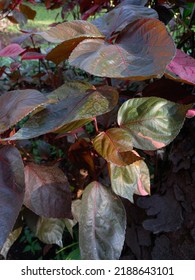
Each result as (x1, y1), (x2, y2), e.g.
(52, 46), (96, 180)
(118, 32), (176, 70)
(5, 83), (118, 140)
(69, 18), (175, 80)
(0, 89), (51, 134)
(35, 217), (65, 247)
(79, 181), (126, 260)
(0, 146), (25, 249)
(118, 97), (190, 150)
(93, 128), (141, 166)
(24, 163), (72, 219)
(110, 160), (150, 203)
(66, 247), (81, 260)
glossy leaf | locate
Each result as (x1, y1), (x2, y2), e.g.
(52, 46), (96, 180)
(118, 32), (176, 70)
(118, 97), (190, 150)
(35, 217), (65, 247)
(69, 18), (175, 80)
(79, 181), (126, 260)
(39, 20), (104, 43)
(166, 49), (195, 85)
(6, 83), (118, 140)
(93, 128), (141, 166)
(92, 2), (158, 38)
(24, 163), (72, 219)
(0, 89), (50, 134)
(110, 160), (150, 203)
(0, 146), (25, 249)
(0, 43), (24, 57)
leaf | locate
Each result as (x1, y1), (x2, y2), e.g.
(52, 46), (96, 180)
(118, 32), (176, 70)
(166, 49), (195, 85)
(186, 109), (195, 118)
(91, 2), (158, 38)
(93, 128), (141, 166)
(117, 97), (190, 150)
(35, 217), (65, 247)
(137, 189), (183, 233)
(110, 160), (150, 203)
(0, 146), (25, 249)
(0, 89), (51, 134)
(79, 181), (126, 260)
(19, 4), (36, 20)
(24, 163), (72, 219)
(69, 18), (175, 80)
(0, 227), (22, 259)
(0, 44), (24, 57)
(21, 52), (46, 60)
(5, 83), (118, 140)
(66, 247), (81, 260)
(39, 20), (104, 43)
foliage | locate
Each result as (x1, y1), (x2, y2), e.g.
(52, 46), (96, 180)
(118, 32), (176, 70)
(0, 0), (195, 260)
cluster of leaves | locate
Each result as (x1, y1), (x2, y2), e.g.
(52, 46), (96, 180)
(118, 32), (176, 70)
(0, 0), (195, 260)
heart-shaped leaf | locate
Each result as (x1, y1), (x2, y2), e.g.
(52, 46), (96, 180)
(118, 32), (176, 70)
(0, 43), (24, 57)
(92, 1), (158, 38)
(93, 128), (141, 166)
(0, 146), (25, 249)
(24, 163), (72, 219)
(69, 18), (175, 80)
(110, 160), (150, 203)
(166, 49), (195, 85)
(35, 217), (65, 247)
(0, 89), (51, 134)
(79, 181), (126, 260)
(118, 97), (190, 150)
(5, 83), (118, 140)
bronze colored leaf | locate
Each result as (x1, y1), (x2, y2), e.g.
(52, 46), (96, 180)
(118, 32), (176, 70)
(39, 20), (104, 43)
(19, 4), (36, 20)
(0, 146), (25, 249)
(93, 128), (141, 166)
(5, 83), (118, 140)
(0, 89), (51, 134)
(92, 1), (158, 38)
(69, 18), (175, 80)
(24, 163), (72, 219)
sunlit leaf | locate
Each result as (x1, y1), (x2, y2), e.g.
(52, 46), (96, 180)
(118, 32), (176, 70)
(69, 18), (175, 80)
(0, 146), (25, 249)
(0, 227), (22, 259)
(35, 217), (65, 247)
(6, 83), (118, 140)
(0, 89), (50, 134)
(110, 160), (150, 203)
(93, 128), (141, 166)
(79, 181), (126, 260)
(92, 1), (158, 38)
(24, 163), (72, 219)
(118, 97), (190, 150)
(39, 20), (104, 43)
(166, 49), (195, 85)
(0, 43), (24, 57)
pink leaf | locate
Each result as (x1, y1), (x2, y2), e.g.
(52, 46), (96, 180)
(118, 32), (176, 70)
(0, 44), (25, 57)
(186, 109), (195, 118)
(166, 49), (195, 85)
(21, 52), (46, 60)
